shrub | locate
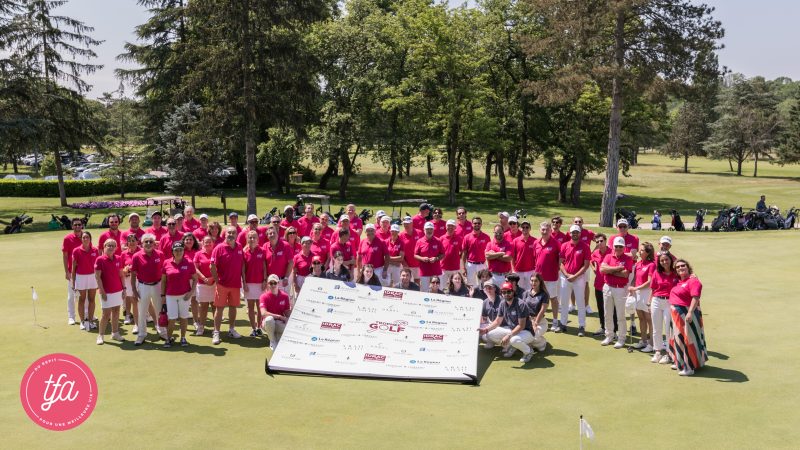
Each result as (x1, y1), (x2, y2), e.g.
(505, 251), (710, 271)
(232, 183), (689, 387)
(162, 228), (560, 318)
(0, 178), (166, 197)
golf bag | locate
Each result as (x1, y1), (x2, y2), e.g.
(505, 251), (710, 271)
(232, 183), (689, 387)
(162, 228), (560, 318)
(763, 207), (780, 230)
(670, 210), (685, 232)
(331, 207), (345, 225)
(513, 209), (528, 219)
(692, 209), (706, 231)
(359, 209), (373, 223)
(784, 207), (798, 229)
(710, 208), (729, 232)
(729, 206), (746, 231)
(651, 211), (662, 231)
(2, 213), (33, 234)
(260, 207), (278, 224)
(615, 208), (640, 229)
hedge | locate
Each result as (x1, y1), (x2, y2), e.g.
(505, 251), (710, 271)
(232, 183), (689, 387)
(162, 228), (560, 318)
(0, 178), (166, 197)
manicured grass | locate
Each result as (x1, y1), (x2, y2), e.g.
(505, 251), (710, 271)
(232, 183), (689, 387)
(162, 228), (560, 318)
(2, 154), (800, 448)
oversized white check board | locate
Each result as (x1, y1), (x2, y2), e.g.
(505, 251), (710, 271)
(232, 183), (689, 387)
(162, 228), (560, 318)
(267, 277), (482, 383)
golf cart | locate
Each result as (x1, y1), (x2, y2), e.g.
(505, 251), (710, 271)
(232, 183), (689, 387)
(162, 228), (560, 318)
(143, 196), (186, 226)
(390, 199), (428, 225)
(293, 194), (334, 223)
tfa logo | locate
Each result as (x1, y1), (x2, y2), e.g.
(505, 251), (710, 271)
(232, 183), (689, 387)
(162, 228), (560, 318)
(320, 322), (342, 331)
(423, 334), (444, 341)
(382, 290), (404, 299)
(363, 353), (386, 362)
(368, 320), (407, 333)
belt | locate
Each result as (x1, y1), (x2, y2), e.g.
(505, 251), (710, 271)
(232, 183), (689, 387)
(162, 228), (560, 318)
(467, 261), (485, 265)
(653, 296), (668, 299)
(491, 271), (507, 276)
(138, 280), (159, 286)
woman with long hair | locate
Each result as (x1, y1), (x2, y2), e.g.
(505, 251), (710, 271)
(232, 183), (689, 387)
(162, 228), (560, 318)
(356, 264), (381, 286)
(427, 276), (444, 294)
(161, 242), (198, 348)
(649, 252), (679, 364)
(208, 221), (224, 246)
(194, 236), (216, 335)
(94, 240), (125, 345)
(243, 230), (267, 337)
(668, 259), (708, 376)
(72, 231), (98, 332)
(521, 272), (549, 353)
(182, 232), (201, 328)
(284, 226), (301, 256)
(630, 242), (656, 352)
(121, 234), (139, 330)
(447, 271), (469, 297)
(325, 251), (351, 281)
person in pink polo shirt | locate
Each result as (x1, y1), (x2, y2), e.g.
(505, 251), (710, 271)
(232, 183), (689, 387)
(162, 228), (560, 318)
(292, 236), (314, 293)
(462, 217), (490, 287)
(346, 204), (363, 236)
(98, 214), (122, 256)
(181, 206), (201, 233)
(228, 211), (243, 235)
(558, 225), (592, 335)
(571, 216), (595, 314)
(94, 239), (126, 345)
(376, 215), (393, 241)
(668, 259), (707, 376)
(384, 224), (405, 286)
(454, 206), (473, 243)
(121, 234), (139, 328)
(62, 217), (84, 325)
(259, 274), (292, 351)
(511, 219), (536, 292)
(194, 235), (216, 336)
(430, 208), (447, 238)
(503, 216), (522, 242)
(192, 214), (210, 242)
(412, 203), (431, 232)
(161, 242), (198, 348)
(131, 233), (165, 345)
(243, 230), (267, 338)
(550, 216), (567, 245)
(145, 211), (167, 241)
(630, 242), (656, 352)
(279, 205), (299, 234)
(296, 204), (320, 237)
(534, 221), (561, 330)
(439, 220), (463, 288)
(120, 213), (145, 245)
(600, 236), (634, 348)
(399, 217), (423, 281)
(358, 224), (390, 286)
(414, 222), (444, 292)
(210, 226), (246, 344)
(71, 231), (99, 332)
(497, 211), (510, 232)
(485, 225), (513, 288)
(264, 226), (293, 294)
(331, 215), (359, 255)
(590, 233), (613, 337)
(649, 251), (679, 364)
(159, 217), (184, 255)
(310, 223), (331, 266)
(237, 214), (266, 247)
(611, 218), (640, 260)
(330, 227), (356, 275)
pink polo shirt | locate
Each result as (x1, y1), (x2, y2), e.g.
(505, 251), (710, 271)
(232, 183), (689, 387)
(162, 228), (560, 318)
(431, 220), (447, 238)
(121, 228), (145, 244)
(512, 236), (536, 272)
(414, 236), (443, 277)
(349, 215), (364, 235)
(669, 277), (702, 307)
(579, 228), (596, 245)
(194, 250), (213, 279)
(72, 246), (99, 275)
(551, 230), (568, 246)
(650, 269), (679, 297)
(633, 260), (656, 286)
(310, 238), (330, 264)
(359, 237), (388, 269)
(62, 233), (83, 273)
(210, 243), (245, 288)
(503, 229), (522, 242)
(131, 249), (164, 283)
(182, 217), (201, 233)
(293, 252), (313, 277)
(237, 227), (267, 247)
(591, 247), (611, 290)
(330, 240), (354, 266)
(400, 229), (423, 268)
(264, 240), (293, 278)
(412, 213), (428, 233)
(454, 220), (473, 243)
(296, 216), (320, 237)
(243, 245), (266, 283)
(163, 257), (194, 295)
(534, 237), (561, 282)
(601, 253), (633, 288)
(439, 233), (462, 271)
(98, 229), (122, 255)
(485, 238), (512, 274)
(611, 232), (640, 256)
(560, 240), (591, 275)
(145, 225), (168, 241)
(159, 231), (184, 256)
(259, 290), (291, 315)
(463, 231), (490, 264)
(95, 254), (123, 293)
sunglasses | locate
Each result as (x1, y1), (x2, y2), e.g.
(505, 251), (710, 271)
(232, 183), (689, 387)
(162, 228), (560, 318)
(287, 231), (296, 235)
(268, 281), (278, 285)
(430, 280), (440, 284)
(167, 223), (176, 226)
(521, 225), (530, 229)
(143, 240), (155, 244)
(675, 264), (687, 269)
(313, 261), (322, 265)
(501, 290), (513, 294)
(618, 225), (628, 228)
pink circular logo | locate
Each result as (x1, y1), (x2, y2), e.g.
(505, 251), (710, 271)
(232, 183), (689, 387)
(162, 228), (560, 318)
(20, 353), (97, 431)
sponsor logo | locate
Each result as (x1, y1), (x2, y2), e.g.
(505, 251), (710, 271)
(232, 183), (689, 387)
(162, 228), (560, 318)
(423, 334), (444, 341)
(310, 336), (340, 343)
(363, 353), (386, 362)
(320, 322), (342, 331)
(382, 290), (404, 299)
(368, 320), (407, 333)
(409, 359), (440, 365)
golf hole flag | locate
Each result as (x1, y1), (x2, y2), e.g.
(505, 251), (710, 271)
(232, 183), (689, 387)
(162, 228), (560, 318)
(267, 277), (483, 383)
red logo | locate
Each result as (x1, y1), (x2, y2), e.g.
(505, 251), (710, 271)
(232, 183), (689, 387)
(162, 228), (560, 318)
(382, 290), (404, 299)
(320, 322), (342, 330)
(363, 353), (386, 362)
(422, 334), (444, 341)
(20, 353), (97, 431)
(368, 320), (407, 333)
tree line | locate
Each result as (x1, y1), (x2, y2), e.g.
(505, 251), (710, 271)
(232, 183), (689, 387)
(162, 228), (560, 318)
(2, 1), (799, 225)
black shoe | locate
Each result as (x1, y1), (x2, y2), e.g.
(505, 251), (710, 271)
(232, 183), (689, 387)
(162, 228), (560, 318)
(256, 329), (263, 336)
(163, 340), (171, 348)
(249, 329), (258, 338)
(578, 327), (585, 337)
(593, 328), (605, 336)
(554, 324), (563, 333)
(631, 326), (638, 336)
(180, 338), (188, 347)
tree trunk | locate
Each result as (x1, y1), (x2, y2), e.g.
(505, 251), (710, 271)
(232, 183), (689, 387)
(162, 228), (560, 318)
(736, 156), (743, 175)
(405, 149), (411, 177)
(753, 150), (758, 177)
(728, 157), (733, 172)
(455, 147), (462, 193)
(557, 168), (572, 204)
(517, 107), (530, 202)
(544, 161), (553, 181)
(483, 151), (492, 191)
(385, 153), (397, 200)
(241, 0), (257, 215)
(570, 158), (584, 206)
(318, 154), (337, 189)
(339, 145), (355, 200)
(447, 121), (460, 205)
(465, 146), (474, 190)
(54, 150), (68, 206)
(426, 154), (432, 178)
(684, 152), (689, 173)
(12, 158), (18, 173)
(599, 10), (626, 227)
(508, 148), (517, 178)
(497, 150), (507, 200)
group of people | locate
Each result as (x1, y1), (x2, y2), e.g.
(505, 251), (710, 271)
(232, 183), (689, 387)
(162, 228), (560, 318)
(61, 202), (708, 375)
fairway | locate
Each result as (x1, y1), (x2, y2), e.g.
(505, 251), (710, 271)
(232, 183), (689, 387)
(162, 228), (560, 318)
(2, 224), (799, 448)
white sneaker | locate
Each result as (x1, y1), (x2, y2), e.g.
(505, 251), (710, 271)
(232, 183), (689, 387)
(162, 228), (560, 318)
(670, 364), (677, 370)
(96, 335), (104, 345)
(520, 351), (534, 363)
(502, 348), (515, 358)
(640, 344), (653, 353)
(535, 342), (547, 352)
(659, 354), (671, 365)
(111, 332), (124, 342)
(613, 341), (625, 349)
(633, 340), (646, 349)
(132, 325), (139, 335)
(679, 368), (694, 376)
(123, 316), (131, 325)
(651, 351), (662, 363)
(159, 329), (168, 341)
(89, 321), (97, 330)
(68, 318), (76, 325)
(568, 304), (575, 313)
(79, 321), (86, 330)
(212, 331), (221, 345)
(586, 306), (594, 314)
(228, 329), (242, 339)
(194, 326), (204, 336)
(134, 336), (146, 346)
(600, 337), (613, 346)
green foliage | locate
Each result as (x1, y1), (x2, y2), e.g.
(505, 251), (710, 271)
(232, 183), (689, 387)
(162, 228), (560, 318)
(0, 178), (164, 197)
(776, 87), (800, 165)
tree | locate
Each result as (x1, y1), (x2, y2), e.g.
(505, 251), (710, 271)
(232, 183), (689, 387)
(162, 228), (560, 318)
(777, 87), (800, 165)
(157, 102), (223, 206)
(525, 0), (723, 226)
(257, 126), (303, 195)
(663, 102), (709, 172)
(98, 85), (146, 198)
(9, 0), (102, 205)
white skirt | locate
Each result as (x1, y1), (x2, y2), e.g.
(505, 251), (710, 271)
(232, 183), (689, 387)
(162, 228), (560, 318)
(196, 283), (215, 303)
(75, 273), (98, 291)
(244, 282), (264, 300)
(123, 275), (133, 294)
(101, 291), (123, 309)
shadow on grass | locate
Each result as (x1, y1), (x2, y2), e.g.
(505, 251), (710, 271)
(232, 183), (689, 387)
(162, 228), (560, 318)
(693, 365), (748, 383)
(707, 350), (729, 360)
(694, 171), (800, 183)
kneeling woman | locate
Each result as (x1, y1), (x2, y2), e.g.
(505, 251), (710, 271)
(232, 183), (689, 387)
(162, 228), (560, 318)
(260, 274), (292, 351)
(161, 242), (198, 348)
(668, 259), (707, 376)
(94, 240), (125, 345)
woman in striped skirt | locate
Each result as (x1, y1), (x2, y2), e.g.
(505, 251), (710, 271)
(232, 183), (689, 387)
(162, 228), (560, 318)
(668, 259), (708, 376)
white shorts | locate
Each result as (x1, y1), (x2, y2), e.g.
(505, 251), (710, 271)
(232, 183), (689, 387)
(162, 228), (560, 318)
(74, 273), (98, 291)
(635, 287), (651, 311)
(196, 283), (215, 303)
(101, 291), (123, 309)
(123, 275), (133, 294)
(544, 280), (560, 298)
(244, 282), (264, 300)
(166, 294), (191, 320)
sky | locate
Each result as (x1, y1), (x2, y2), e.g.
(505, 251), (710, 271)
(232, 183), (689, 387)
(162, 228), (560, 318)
(55, 0), (800, 99)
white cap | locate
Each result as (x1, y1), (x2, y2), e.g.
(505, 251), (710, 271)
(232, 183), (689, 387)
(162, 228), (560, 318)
(338, 215), (350, 223)
(446, 219), (456, 227)
(380, 215), (390, 223)
(247, 214), (259, 221)
(365, 223), (376, 231)
(390, 224), (400, 232)
(402, 216), (412, 224)
(301, 236), (311, 243)
(616, 218), (629, 226)
(267, 274), (280, 283)
(128, 212), (140, 220)
(424, 222), (434, 230)
(499, 211), (510, 219)
(173, 213), (183, 219)
(569, 224), (581, 233)
(508, 216), (518, 223)
(660, 236), (672, 245)
(376, 210), (386, 218)
(613, 236), (625, 247)
(284, 205), (293, 212)
(199, 213), (209, 220)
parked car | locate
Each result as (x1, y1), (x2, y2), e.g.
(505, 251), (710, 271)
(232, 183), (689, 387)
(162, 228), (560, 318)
(75, 172), (101, 180)
(44, 175), (60, 181)
(3, 174), (33, 180)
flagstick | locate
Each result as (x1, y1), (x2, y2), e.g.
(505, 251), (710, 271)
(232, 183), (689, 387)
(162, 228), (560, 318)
(579, 415), (583, 450)
(31, 286), (47, 329)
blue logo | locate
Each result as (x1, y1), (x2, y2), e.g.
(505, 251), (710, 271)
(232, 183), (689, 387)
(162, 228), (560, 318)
(327, 295), (334, 300)
(428, 309), (434, 314)
(326, 308), (334, 313)
(311, 337), (318, 341)
(419, 320), (426, 324)
(309, 351), (316, 355)
(409, 360), (417, 364)
(424, 298), (430, 302)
